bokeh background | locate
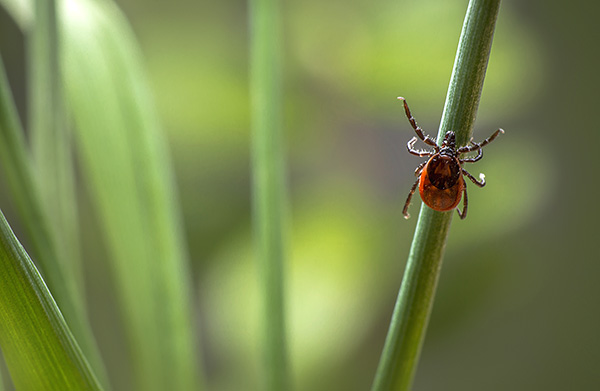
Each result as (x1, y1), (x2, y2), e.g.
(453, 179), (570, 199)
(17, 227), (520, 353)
(1, 0), (600, 390)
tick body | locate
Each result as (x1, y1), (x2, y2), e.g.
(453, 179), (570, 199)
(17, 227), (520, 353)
(419, 154), (464, 212)
(399, 97), (504, 220)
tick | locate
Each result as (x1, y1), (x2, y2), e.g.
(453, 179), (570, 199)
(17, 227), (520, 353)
(399, 97), (504, 220)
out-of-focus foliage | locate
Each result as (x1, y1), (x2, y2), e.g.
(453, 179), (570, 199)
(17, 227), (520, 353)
(61, 0), (203, 389)
(2, 0), (600, 389)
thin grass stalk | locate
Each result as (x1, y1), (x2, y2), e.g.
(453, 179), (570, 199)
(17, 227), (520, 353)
(371, 0), (501, 390)
(249, 0), (290, 389)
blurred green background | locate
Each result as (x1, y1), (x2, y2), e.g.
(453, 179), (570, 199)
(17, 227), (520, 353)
(1, 0), (599, 390)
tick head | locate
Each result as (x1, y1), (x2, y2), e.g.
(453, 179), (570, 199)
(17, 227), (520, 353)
(442, 131), (456, 149)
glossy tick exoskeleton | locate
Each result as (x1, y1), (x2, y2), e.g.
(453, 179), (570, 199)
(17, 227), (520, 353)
(399, 97), (504, 220)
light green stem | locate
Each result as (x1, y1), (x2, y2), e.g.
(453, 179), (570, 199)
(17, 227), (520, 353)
(371, 0), (501, 390)
(249, 0), (290, 389)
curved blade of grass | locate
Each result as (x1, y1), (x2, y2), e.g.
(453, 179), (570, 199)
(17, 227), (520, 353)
(27, 0), (108, 384)
(0, 209), (102, 390)
(0, 52), (106, 388)
(60, 0), (203, 389)
(371, 0), (501, 390)
(250, 0), (291, 389)
(29, 0), (81, 306)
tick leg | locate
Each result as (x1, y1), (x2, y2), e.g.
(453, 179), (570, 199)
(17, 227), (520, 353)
(457, 185), (468, 220)
(457, 128), (504, 154)
(407, 137), (434, 157)
(461, 141), (483, 163)
(462, 168), (485, 187)
(478, 128), (505, 148)
(403, 176), (421, 219)
(414, 162), (426, 177)
(398, 97), (438, 149)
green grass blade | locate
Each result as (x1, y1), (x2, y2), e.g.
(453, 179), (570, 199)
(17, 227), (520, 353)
(0, 52), (107, 386)
(250, 0), (291, 389)
(60, 0), (203, 389)
(0, 0), (32, 30)
(371, 0), (501, 390)
(0, 209), (102, 391)
(26, 0), (109, 384)
(29, 0), (81, 300)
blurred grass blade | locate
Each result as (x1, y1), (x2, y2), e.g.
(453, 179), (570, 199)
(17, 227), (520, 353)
(0, 0), (32, 30)
(29, 0), (81, 304)
(60, 0), (203, 389)
(250, 0), (291, 389)
(0, 51), (107, 387)
(371, 0), (501, 390)
(0, 209), (102, 390)
(27, 0), (109, 384)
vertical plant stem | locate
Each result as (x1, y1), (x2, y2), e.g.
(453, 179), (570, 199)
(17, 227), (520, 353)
(249, 0), (290, 389)
(371, 0), (501, 390)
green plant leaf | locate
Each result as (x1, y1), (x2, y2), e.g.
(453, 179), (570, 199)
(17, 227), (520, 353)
(60, 0), (203, 389)
(0, 209), (102, 391)
(26, 0), (108, 383)
(0, 50), (105, 389)
(0, 0), (32, 30)
(29, 0), (81, 299)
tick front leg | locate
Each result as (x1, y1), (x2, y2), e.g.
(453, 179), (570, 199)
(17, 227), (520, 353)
(462, 168), (485, 187)
(403, 176), (421, 219)
(461, 141), (483, 163)
(458, 128), (504, 153)
(398, 97), (438, 148)
(457, 185), (468, 219)
(478, 128), (504, 148)
(407, 137), (434, 157)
